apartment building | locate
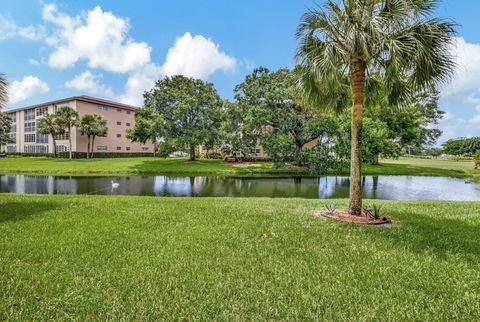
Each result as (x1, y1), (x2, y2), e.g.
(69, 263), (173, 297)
(2, 96), (154, 154)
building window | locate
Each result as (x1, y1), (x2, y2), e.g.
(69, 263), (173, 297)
(24, 134), (36, 143)
(6, 145), (16, 153)
(116, 134), (121, 138)
(117, 146), (122, 151)
(54, 132), (70, 140)
(116, 121), (122, 125)
(256, 149), (261, 154)
(36, 107), (48, 116)
(117, 109), (122, 113)
(97, 146), (107, 151)
(126, 147), (131, 151)
(10, 123), (16, 132)
(56, 145), (69, 152)
(142, 147), (149, 151)
(126, 110), (131, 115)
(8, 133), (16, 139)
(126, 122), (131, 127)
(36, 134), (49, 144)
(24, 121), (36, 132)
(24, 145), (48, 153)
(24, 109), (35, 121)
(97, 106), (108, 111)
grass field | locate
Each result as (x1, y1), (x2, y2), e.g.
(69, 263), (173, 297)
(1, 194), (479, 320)
(0, 156), (477, 179)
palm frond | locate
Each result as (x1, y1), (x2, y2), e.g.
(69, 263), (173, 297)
(0, 74), (8, 110)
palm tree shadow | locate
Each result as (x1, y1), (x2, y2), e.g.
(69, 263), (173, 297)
(0, 201), (60, 223)
(362, 211), (480, 260)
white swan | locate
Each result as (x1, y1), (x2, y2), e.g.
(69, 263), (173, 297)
(111, 180), (120, 188)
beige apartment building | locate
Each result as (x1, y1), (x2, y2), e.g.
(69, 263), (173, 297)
(2, 96), (154, 154)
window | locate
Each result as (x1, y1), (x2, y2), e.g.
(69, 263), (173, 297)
(56, 145), (69, 153)
(9, 112), (16, 122)
(142, 147), (149, 151)
(36, 107), (48, 116)
(24, 109), (36, 132)
(24, 145), (48, 153)
(116, 134), (121, 138)
(117, 146), (122, 151)
(126, 110), (131, 115)
(8, 133), (15, 139)
(97, 146), (107, 151)
(36, 134), (49, 144)
(256, 149), (261, 154)
(97, 105), (108, 111)
(117, 109), (122, 113)
(6, 145), (16, 153)
(126, 122), (131, 127)
(24, 109), (35, 121)
(116, 121), (122, 125)
(10, 123), (16, 133)
(126, 147), (131, 151)
(24, 134), (36, 143)
(24, 121), (36, 132)
(55, 132), (70, 140)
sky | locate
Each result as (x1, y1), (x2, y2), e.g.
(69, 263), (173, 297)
(1, 0), (479, 143)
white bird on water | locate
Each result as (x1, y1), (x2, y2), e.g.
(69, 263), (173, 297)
(111, 180), (120, 188)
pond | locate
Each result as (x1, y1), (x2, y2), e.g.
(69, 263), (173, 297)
(0, 174), (479, 201)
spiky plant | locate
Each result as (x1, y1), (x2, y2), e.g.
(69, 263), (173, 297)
(296, 0), (456, 215)
(0, 74), (8, 110)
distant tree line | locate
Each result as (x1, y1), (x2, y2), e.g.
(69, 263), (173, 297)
(442, 137), (480, 156)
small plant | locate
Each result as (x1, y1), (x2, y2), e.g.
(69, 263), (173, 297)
(325, 203), (335, 215)
(371, 204), (383, 219)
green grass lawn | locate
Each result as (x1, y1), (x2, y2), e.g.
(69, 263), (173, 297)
(0, 155), (478, 179)
(1, 194), (479, 320)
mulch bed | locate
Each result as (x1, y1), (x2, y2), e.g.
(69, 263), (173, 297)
(314, 210), (393, 226)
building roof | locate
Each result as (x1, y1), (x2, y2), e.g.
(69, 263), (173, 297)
(6, 95), (139, 113)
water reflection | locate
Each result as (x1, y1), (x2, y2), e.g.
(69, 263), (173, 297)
(0, 175), (479, 201)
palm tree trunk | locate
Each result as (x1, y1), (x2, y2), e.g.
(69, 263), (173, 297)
(52, 136), (57, 157)
(349, 60), (366, 216)
(86, 135), (90, 159)
(68, 126), (72, 159)
(91, 136), (96, 159)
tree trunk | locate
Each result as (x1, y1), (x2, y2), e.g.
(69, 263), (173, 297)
(91, 136), (96, 159)
(349, 60), (366, 216)
(67, 126), (73, 159)
(189, 145), (195, 161)
(86, 135), (91, 159)
(52, 136), (57, 157)
(153, 140), (156, 157)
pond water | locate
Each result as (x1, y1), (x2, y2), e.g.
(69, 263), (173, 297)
(0, 174), (479, 201)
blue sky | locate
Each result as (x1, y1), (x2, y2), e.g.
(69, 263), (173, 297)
(1, 0), (479, 143)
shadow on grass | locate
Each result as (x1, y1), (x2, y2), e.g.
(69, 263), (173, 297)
(0, 201), (60, 223)
(360, 209), (480, 259)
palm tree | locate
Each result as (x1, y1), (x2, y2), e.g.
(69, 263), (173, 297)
(79, 114), (108, 158)
(37, 113), (65, 157)
(55, 106), (79, 159)
(296, 0), (456, 215)
(90, 115), (108, 159)
(0, 73), (8, 110)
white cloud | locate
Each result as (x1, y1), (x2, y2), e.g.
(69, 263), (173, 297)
(65, 70), (113, 97)
(8, 76), (49, 104)
(0, 16), (46, 41)
(162, 32), (236, 79)
(28, 58), (40, 66)
(42, 4), (151, 73)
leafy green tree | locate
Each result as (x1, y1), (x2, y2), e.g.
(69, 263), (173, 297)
(296, 0), (456, 215)
(143, 75), (223, 161)
(0, 112), (13, 150)
(37, 113), (65, 157)
(79, 114), (108, 159)
(443, 137), (480, 156)
(234, 67), (325, 165)
(0, 74), (7, 110)
(55, 106), (79, 159)
(127, 107), (163, 157)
